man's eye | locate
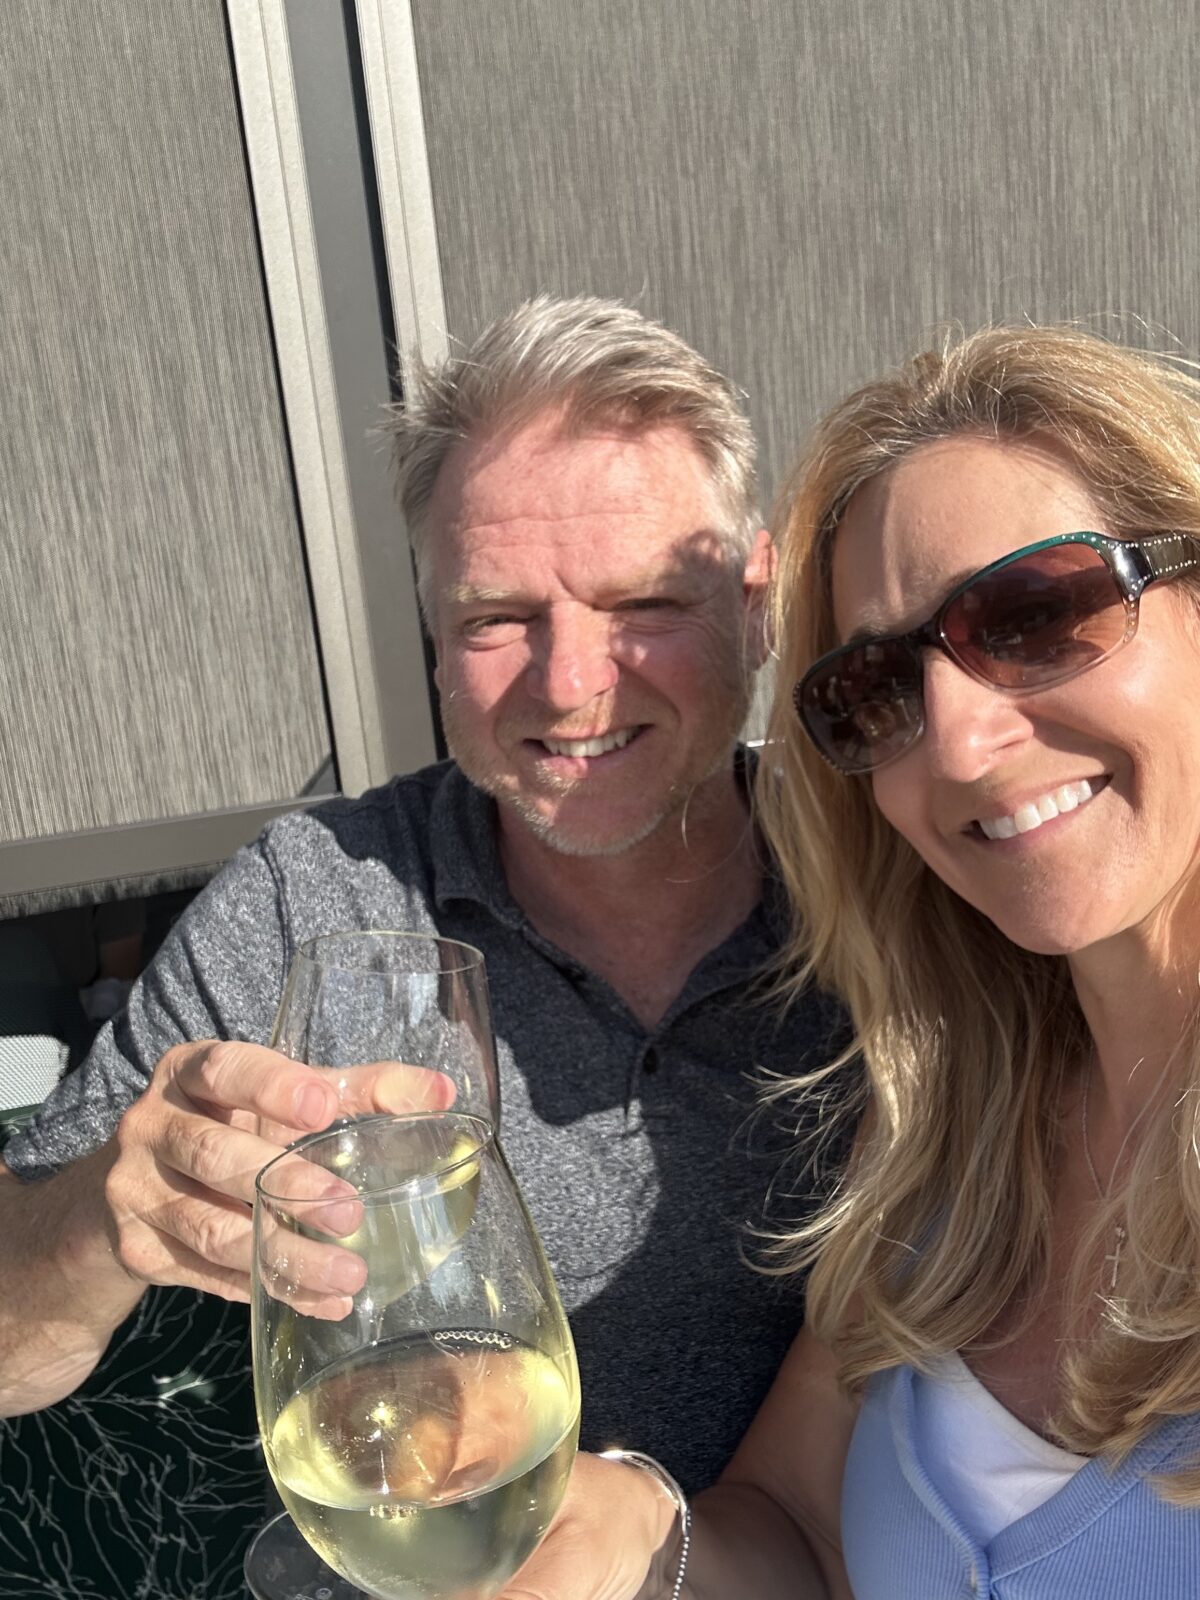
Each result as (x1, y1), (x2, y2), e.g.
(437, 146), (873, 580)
(463, 615), (524, 634)
(617, 597), (676, 613)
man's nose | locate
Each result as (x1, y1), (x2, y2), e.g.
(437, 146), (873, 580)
(527, 610), (618, 710)
(918, 650), (1033, 781)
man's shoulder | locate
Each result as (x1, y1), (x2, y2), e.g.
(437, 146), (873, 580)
(242, 757), (504, 926)
(259, 758), (461, 870)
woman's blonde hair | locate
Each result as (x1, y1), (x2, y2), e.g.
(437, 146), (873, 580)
(758, 323), (1200, 1492)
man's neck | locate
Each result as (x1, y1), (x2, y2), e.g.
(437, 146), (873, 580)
(496, 764), (763, 1027)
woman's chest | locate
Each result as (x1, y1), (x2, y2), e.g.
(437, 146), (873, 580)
(966, 1196), (1102, 1438)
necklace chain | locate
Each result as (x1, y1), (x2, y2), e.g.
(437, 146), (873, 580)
(1080, 1068), (1127, 1291)
(1080, 1068), (1106, 1202)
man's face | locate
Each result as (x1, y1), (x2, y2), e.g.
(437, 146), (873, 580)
(429, 412), (767, 857)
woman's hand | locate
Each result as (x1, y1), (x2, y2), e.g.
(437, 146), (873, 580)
(498, 1328), (858, 1600)
(500, 1451), (679, 1600)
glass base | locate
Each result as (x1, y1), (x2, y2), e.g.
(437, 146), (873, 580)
(244, 1510), (378, 1600)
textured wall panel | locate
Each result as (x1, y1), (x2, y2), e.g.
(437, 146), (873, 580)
(0, 0), (331, 848)
(411, 0), (1200, 513)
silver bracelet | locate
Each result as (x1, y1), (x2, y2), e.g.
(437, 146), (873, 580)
(599, 1448), (691, 1600)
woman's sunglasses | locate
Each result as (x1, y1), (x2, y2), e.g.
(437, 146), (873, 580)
(794, 531), (1200, 775)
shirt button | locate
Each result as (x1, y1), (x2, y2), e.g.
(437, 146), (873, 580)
(643, 1048), (659, 1075)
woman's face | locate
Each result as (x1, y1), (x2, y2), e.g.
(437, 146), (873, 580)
(830, 432), (1200, 958)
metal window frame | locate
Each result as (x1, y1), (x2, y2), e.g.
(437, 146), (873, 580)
(230, 0), (436, 795)
(2, 0), (438, 913)
(0, 802), (309, 912)
(354, 0), (450, 378)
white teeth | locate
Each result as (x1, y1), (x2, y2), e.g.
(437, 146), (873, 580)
(977, 778), (1098, 841)
(1014, 803), (1044, 833)
(542, 727), (636, 758)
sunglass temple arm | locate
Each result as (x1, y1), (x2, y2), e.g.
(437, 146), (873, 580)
(1131, 532), (1200, 591)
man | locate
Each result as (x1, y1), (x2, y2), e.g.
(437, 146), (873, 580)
(0, 297), (844, 1496)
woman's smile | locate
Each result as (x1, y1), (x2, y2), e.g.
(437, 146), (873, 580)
(832, 432), (1200, 959)
(968, 774), (1108, 841)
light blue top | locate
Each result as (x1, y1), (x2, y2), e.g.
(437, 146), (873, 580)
(841, 1363), (1200, 1598)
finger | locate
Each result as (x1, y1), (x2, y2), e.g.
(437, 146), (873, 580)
(136, 1165), (366, 1305)
(500, 1543), (597, 1600)
(174, 1041), (341, 1134)
(502, 1528), (641, 1600)
(150, 1107), (301, 1206)
(257, 1224), (367, 1304)
(130, 1215), (353, 1323)
(113, 1213), (254, 1304)
(118, 1164), (258, 1274)
(256, 1149), (364, 1235)
(271, 1286), (356, 1321)
(325, 1061), (458, 1119)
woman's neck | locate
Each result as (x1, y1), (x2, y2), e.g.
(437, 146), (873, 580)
(1068, 926), (1196, 1134)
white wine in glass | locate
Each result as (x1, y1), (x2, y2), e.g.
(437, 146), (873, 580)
(268, 932), (502, 1328)
(251, 1113), (579, 1600)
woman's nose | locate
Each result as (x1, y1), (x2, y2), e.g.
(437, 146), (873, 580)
(527, 609), (619, 711)
(918, 649), (1033, 780)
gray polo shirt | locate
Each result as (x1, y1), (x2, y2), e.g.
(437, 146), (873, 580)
(7, 758), (849, 1490)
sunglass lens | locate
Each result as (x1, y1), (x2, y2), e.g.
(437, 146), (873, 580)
(798, 638), (924, 773)
(942, 543), (1125, 688)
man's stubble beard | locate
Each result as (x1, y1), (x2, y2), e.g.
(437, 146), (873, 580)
(500, 792), (670, 858)
(442, 678), (754, 861)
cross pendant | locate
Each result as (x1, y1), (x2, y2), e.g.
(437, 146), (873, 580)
(1105, 1225), (1127, 1291)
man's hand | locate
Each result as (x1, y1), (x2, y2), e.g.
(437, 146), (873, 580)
(103, 1040), (453, 1306)
(499, 1452), (675, 1600)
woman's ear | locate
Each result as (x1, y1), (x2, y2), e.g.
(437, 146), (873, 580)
(743, 528), (777, 668)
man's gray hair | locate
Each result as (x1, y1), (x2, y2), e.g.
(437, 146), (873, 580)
(386, 295), (761, 619)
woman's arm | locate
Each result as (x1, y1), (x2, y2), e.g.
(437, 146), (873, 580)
(503, 1325), (859, 1600)
(692, 1325), (857, 1599)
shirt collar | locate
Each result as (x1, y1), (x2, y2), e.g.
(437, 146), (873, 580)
(428, 746), (785, 948)
(428, 762), (523, 924)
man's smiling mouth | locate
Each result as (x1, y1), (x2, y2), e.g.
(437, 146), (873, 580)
(537, 727), (643, 759)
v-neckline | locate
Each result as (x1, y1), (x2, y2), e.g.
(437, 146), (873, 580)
(891, 1362), (1197, 1576)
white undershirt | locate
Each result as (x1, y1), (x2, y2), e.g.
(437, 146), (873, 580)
(912, 1353), (1088, 1545)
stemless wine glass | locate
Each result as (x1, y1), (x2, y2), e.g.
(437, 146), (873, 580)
(271, 933), (500, 1127)
(250, 1114), (579, 1600)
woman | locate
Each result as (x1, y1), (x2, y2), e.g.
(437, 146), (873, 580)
(500, 324), (1200, 1599)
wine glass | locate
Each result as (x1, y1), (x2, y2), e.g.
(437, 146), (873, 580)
(245, 933), (505, 1599)
(270, 932), (500, 1127)
(249, 1114), (579, 1600)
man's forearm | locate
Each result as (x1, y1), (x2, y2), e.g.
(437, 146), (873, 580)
(0, 1150), (145, 1416)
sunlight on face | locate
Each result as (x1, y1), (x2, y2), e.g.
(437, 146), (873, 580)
(831, 433), (1200, 962)
(430, 413), (766, 857)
